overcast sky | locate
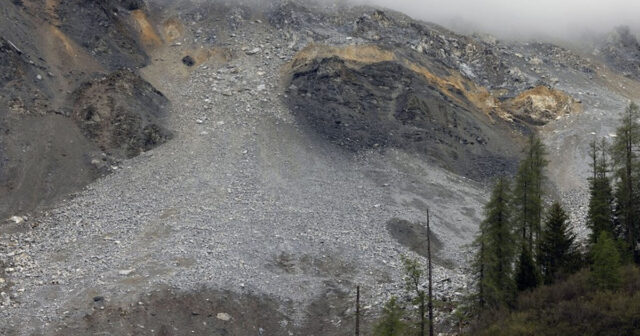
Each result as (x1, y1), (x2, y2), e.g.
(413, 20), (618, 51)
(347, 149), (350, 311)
(350, 0), (640, 40)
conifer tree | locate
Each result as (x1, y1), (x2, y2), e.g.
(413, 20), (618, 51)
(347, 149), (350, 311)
(513, 135), (548, 252)
(374, 297), (408, 336)
(539, 202), (576, 284)
(591, 231), (622, 290)
(587, 138), (615, 243)
(474, 233), (487, 309)
(474, 178), (516, 308)
(515, 244), (539, 291)
(528, 136), (548, 248)
(611, 102), (640, 262)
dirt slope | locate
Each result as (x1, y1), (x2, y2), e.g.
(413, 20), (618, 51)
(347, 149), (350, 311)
(0, 0), (171, 220)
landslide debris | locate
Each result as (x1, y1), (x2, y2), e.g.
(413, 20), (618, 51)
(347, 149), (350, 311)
(70, 70), (172, 158)
(0, 1), (636, 335)
(53, 288), (363, 336)
(386, 218), (453, 267)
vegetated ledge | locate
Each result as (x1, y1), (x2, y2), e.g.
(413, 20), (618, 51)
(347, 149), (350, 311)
(284, 44), (579, 179)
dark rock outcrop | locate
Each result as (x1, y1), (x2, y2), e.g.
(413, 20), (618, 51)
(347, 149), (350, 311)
(0, 1), (170, 220)
(286, 46), (522, 180)
(70, 70), (172, 158)
(54, 0), (150, 70)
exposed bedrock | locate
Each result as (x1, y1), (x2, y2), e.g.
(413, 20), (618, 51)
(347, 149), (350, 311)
(70, 70), (172, 159)
(285, 46), (523, 180)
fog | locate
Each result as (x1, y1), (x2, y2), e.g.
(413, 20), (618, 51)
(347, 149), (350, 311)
(350, 0), (640, 40)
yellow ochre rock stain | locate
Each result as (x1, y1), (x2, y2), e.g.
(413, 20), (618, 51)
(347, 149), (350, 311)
(132, 10), (163, 48)
(288, 44), (580, 124)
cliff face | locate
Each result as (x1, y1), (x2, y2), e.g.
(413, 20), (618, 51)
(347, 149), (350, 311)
(285, 43), (582, 179)
(286, 45), (521, 179)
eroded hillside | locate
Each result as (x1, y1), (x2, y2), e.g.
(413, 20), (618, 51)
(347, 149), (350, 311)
(0, 0), (171, 220)
(285, 43), (581, 179)
(1, 0), (639, 335)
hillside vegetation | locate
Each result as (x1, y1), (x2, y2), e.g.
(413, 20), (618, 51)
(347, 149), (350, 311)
(474, 265), (640, 336)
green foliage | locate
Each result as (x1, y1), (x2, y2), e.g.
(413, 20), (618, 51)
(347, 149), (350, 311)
(469, 103), (640, 335)
(474, 178), (516, 308)
(515, 245), (539, 291)
(539, 202), (576, 284)
(513, 135), (548, 250)
(472, 266), (640, 336)
(402, 256), (424, 297)
(374, 297), (408, 336)
(611, 102), (640, 262)
(591, 231), (622, 290)
(587, 138), (615, 243)
(401, 256), (429, 335)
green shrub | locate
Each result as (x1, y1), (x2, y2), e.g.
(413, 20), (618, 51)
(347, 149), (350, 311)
(373, 297), (408, 336)
(591, 231), (621, 290)
(472, 265), (640, 336)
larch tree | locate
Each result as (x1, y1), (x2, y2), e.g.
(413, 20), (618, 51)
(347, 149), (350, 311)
(611, 102), (640, 262)
(474, 177), (516, 308)
(587, 138), (615, 243)
(513, 135), (548, 254)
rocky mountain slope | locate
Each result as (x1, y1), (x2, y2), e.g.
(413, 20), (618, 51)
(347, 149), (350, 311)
(1, 0), (639, 335)
(0, 0), (171, 221)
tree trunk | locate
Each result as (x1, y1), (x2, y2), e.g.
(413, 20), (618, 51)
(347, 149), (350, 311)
(523, 180), (528, 243)
(420, 294), (425, 336)
(355, 286), (360, 336)
(479, 240), (485, 308)
(626, 132), (636, 261)
(427, 209), (434, 336)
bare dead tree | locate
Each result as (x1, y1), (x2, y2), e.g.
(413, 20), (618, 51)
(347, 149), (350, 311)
(427, 209), (434, 336)
(355, 285), (360, 336)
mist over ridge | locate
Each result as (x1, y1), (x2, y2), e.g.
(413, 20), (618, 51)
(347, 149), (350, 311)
(343, 0), (640, 41)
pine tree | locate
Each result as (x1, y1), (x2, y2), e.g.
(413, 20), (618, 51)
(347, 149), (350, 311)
(474, 178), (516, 308)
(591, 231), (622, 290)
(539, 202), (576, 284)
(611, 102), (640, 262)
(515, 244), (539, 291)
(374, 297), (408, 336)
(587, 138), (615, 243)
(513, 135), (548, 252)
